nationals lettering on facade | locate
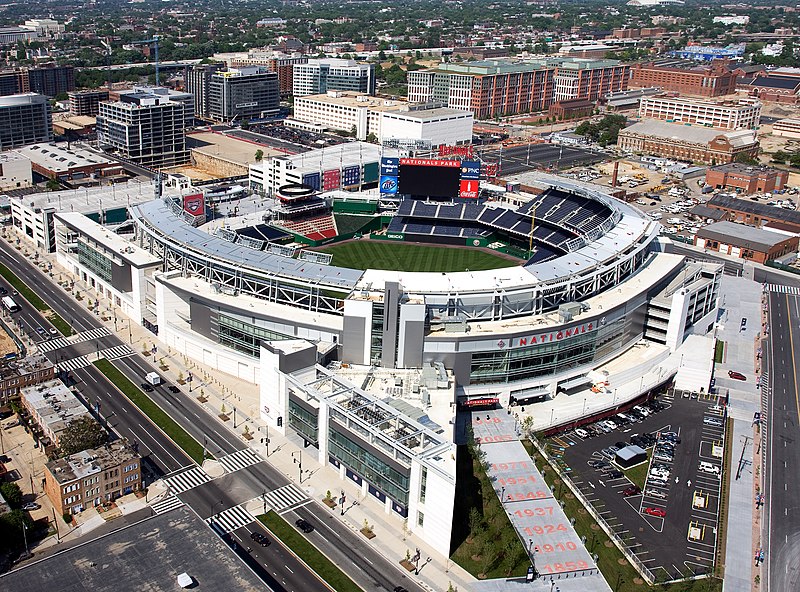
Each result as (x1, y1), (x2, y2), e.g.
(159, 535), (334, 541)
(500, 322), (595, 348)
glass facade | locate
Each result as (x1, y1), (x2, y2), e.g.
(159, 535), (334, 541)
(469, 318), (627, 385)
(288, 398), (319, 445)
(76, 241), (112, 282)
(217, 314), (292, 358)
(328, 423), (410, 504)
(370, 303), (384, 362)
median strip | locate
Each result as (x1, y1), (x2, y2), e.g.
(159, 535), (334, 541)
(0, 260), (73, 336)
(258, 511), (360, 592)
(93, 359), (208, 464)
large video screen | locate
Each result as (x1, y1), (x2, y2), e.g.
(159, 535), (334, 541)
(398, 159), (461, 199)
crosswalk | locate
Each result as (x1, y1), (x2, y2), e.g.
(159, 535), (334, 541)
(218, 448), (264, 474)
(765, 283), (800, 295)
(163, 466), (211, 495)
(99, 344), (135, 361)
(37, 327), (111, 353)
(151, 494), (184, 515)
(262, 483), (310, 514)
(206, 504), (256, 534)
(57, 355), (91, 373)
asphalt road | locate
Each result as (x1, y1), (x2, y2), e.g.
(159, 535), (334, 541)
(0, 239), (425, 592)
(765, 292), (800, 592)
(478, 143), (605, 175)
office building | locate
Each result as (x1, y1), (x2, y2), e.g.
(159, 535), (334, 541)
(20, 19), (65, 38)
(27, 64), (75, 97)
(293, 59), (375, 97)
(208, 67), (280, 122)
(705, 163), (788, 193)
(0, 69), (27, 96)
(214, 50), (307, 96)
(0, 93), (53, 149)
(638, 97), (761, 130)
(548, 58), (629, 102)
(0, 27), (37, 44)
(96, 89), (190, 168)
(16, 143), (124, 182)
(617, 120), (758, 164)
(186, 63), (224, 120)
(629, 60), (738, 97)
(44, 439), (141, 515)
(772, 117), (800, 138)
(68, 89), (110, 116)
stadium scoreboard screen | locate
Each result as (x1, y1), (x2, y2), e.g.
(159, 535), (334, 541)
(398, 158), (461, 199)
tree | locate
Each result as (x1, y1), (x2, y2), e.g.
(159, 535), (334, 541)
(0, 510), (33, 551)
(45, 178), (60, 192)
(57, 417), (107, 457)
(254, 149), (264, 161)
(0, 482), (22, 508)
(734, 152), (760, 166)
(365, 132), (377, 143)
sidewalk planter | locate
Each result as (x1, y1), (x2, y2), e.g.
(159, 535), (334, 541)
(242, 431), (253, 441)
(400, 559), (415, 572)
(219, 414), (230, 422)
(360, 527), (376, 539)
(323, 498), (336, 509)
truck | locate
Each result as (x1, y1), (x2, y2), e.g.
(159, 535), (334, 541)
(145, 372), (162, 386)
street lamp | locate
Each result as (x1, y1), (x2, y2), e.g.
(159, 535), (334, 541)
(292, 451), (302, 484)
(501, 486), (505, 503)
(262, 489), (267, 515)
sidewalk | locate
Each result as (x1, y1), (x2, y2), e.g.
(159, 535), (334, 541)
(23, 238), (478, 592)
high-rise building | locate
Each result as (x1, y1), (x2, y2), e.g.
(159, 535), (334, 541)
(293, 59), (375, 97)
(207, 67), (280, 122)
(0, 93), (52, 149)
(186, 63), (224, 120)
(214, 50), (308, 96)
(0, 69), (26, 96)
(96, 89), (190, 168)
(68, 89), (110, 116)
(27, 64), (75, 97)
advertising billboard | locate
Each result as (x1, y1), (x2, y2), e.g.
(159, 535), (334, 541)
(183, 193), (205, 217)
(322, 168), (341, 191)
(302, 172), (321, 191)
(363, 162), (379, 184)
(342, 165), (361, 187)
(380, 157), (399, 177)
(459, 179), (480, 199)
(379, 175), (399, 194)
(460, 161), (481, 180)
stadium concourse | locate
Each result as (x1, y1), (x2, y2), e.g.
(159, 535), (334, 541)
(41, 152), (723, 560)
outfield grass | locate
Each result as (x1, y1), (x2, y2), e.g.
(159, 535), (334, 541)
(317, 240), (520, 272)
(0, 261), (73, 336)
(258, 512), (361, 592)
(93, 359), (207, 464)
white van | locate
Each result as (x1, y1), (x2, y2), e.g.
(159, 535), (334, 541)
(667, 218), (681, 225)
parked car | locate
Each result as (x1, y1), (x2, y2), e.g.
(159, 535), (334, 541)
(295, 518), (314, 533)
(575, 428), (590, 438)
(622, 485), (642, 497)
(644, 507), (666, 518)
(728, 371), (746, 381)
(645, 489), (668, 499)
(606, 469), (624, 479)
(703, 417), (723, 427)
(21, 502), (40, 511)
(699, 461), (720, 475)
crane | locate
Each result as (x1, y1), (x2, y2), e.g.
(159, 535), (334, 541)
(99, 37), (112, 89)
(131, 35), (160, 86)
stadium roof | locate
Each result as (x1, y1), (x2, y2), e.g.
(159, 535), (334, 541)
(697, 221), (794, 252)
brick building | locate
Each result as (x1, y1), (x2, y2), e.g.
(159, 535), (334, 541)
(705, 163), (788, 193)
(549, 98), (595, 119)
(629, 60), (738, 97)
(706, 194), (800, 233)
(695, 221), (799, 263)
(44, 439), (141, 515)
(617, 120), (758, 165)
(17, 143), (123, 182)
(0, 354), (54, 404)
(737, 73), (800, 104)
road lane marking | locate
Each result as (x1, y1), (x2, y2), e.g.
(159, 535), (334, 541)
(787, 293), (800, 425)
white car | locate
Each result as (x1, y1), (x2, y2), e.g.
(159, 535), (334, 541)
(575, 428), (590, 438)
(699, 462), (720, 475)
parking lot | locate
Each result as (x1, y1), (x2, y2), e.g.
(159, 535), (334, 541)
(551, 390), (727, 580)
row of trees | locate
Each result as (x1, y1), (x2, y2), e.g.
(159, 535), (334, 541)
(575, 114), (628, 147)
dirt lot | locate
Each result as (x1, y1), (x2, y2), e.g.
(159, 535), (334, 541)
(593, 160), (668, 194)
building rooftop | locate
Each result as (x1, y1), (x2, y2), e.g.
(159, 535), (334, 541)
(0, 150), (29, 163)
(271, 140), (381, 175)
(710, 162), (783, 176)
(741, 75), (800, 90)
(0, 506), (267, 592)
(46, 439), (138, 484)
(21, 379), (93, 440)
(382, 105), (473, 121)
(697, 220), (794, 251)
(708, 194), (800, 225)
(0, 93), (47, 107)
(620, 120), (757, 146)
(298, 91), (404, 111)
(16, 143), (116, 174)
(9, 178), (164, 215)
(432, 60), (550, 76)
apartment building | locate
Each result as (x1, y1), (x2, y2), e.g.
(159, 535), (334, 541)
(68, 89), (110, 116)
(28, 64), (75, 97)
(629, 60), (738, 97)
(638, 97), (761, 130)
(44, 439), (141, 515)
(293, 59), (375, 97)
(207, 67), (280, 122)
(0, 93), (53, 149)
(548, 58), (629, 102)
(96, 89), (190, 168)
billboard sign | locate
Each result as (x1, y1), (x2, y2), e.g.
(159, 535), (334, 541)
(379, 175), (399, 194)
(439, 145), (474, 158)
(302, 172), (321, 190)
(460, 161), (481, 180)
(399, 158), (461, 168)
(183, 193), (205, 217)
(380, 157), (399, 176)
(342, 165), (361, 186)
(459, 179), (479, 199)
(322, 168), (341, 191)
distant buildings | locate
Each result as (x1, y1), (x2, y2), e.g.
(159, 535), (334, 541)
(451, 46), (509, 60)
(68, 89), (110, 116)
(0, 93), (53, 149)
(293, 59), (375, 97)
(617, 120), (758, 165)
(627, 0), (683, 6)
(97, 88), (191, 168)
(705, 163), (788, 194)
(186, 63), (224, 119)
(738, 71), (800, 104)
(638, 97), (761, 130)
(20, 19), (64, 38)
(0, 64), (75, 98)
(207, 67), (280, 122)
(0, 27), (38, 44)
(667, 44), (746, 62)
(629, 60), (738, 97)
(44, 439), (141, 515)
(214, 50), (307, 96)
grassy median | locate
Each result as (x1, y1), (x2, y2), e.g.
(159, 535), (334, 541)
(0, 261), (73, 336)
(258, 511), (360, 592)
(93, 359), (208, 464)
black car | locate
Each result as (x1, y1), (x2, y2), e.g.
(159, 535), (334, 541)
(0, 287), (7, 295)
(614, 441), (628, 450)
(295, 518), (314, 533)
(394, 587), (409, 592)
(606, 469), (624, 479)
(250, 531), (270, 546)
(167, 385), (180, 393)
(140, 383), (154, 392)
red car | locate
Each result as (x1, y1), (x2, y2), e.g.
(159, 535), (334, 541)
(622, 485), (642, 497)
(644, 507), (666, 518)
(728, 371), (746, 381)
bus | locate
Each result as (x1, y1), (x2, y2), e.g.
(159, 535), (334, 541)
(1, 296), (20, 313)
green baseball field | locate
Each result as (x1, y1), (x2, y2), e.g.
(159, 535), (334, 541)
(316, 240), (521, 272)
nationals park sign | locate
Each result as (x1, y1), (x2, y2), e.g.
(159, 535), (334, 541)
(497, 322), (596, 349)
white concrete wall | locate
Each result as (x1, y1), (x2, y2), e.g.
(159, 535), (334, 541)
(407, 456), (456, 554)
(378, 112), (473, 147)
(665, 288), (690, 351)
